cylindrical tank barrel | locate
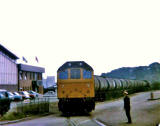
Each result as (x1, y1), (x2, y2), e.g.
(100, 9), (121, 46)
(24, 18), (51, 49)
(129, 80), (136, 87)
(94, 76), (100, 92)
(114, 79), (123, 89)
(94, 75), (149, 93)
(136, 80), (141, 87)
(125, 79), (132, 88)
(105, 78), (116, 90)
(96, 76), (109, 91)
(120, 79), (128, 89)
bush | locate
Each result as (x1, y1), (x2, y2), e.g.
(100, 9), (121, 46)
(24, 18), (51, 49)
(1, 112), (25, 121)
(151, 82), (160, 90)
(0, 98), (11, 116)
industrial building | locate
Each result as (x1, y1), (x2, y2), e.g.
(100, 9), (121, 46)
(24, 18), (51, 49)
(0, 44), (19, 91)
(43, 76), (56, 88)
(18, 64), (45, 94)
(0, 44), (45, 93)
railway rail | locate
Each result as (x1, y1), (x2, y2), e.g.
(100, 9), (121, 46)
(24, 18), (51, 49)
(64, 117), (107, 126)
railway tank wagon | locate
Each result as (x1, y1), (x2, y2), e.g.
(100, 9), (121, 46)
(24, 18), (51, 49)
(94, 76), (150, 100)
(57, 61), (95, 113)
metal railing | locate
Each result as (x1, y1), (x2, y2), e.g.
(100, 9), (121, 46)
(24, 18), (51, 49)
(10, 97), (58, 114)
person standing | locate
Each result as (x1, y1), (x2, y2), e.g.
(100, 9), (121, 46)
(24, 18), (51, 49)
(123, 90), (132, 124)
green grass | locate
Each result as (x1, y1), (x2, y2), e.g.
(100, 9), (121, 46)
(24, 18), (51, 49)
(1, 112), (25, 121)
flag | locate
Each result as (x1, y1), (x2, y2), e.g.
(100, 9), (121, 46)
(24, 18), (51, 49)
(35, 56), (39, 63)
(22, 56), (28, 63)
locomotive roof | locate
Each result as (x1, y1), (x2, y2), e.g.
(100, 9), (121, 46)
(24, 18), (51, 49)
(57, 61), (93, 71)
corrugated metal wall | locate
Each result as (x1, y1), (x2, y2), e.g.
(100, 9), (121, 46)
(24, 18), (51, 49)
(0, 51), (18, 85)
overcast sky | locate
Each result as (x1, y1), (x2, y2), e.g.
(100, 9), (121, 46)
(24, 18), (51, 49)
(0, 0), (160, 78)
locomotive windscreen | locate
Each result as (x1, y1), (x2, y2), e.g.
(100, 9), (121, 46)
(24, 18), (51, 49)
(59, 70), (68, 79)
(70, 69), (81, 79)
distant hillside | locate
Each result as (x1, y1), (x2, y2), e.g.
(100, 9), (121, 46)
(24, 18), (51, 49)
(101, 62), (160, 83)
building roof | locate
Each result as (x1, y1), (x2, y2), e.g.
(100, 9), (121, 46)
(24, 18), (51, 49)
(18, 64), (45, 73)
(57, 61), (93, 72)
(0, 44), (19, 60)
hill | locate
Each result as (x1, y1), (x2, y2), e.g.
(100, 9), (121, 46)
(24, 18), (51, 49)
(101, 62), (160, 83)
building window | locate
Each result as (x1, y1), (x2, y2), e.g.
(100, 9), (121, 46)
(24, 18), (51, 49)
(39, 73), (42, 80)
(30, 72), (34, 80)
(35, 73), (37, 80)
(24, 72), (27, 80)
(19, 71), (23, 80)
(33, 73), (35, 80)
(37, 73), (42, 80)
(70, 69), (81, 79)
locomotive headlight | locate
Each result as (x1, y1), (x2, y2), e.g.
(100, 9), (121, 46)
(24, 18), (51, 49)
(87, 83), (90, 87)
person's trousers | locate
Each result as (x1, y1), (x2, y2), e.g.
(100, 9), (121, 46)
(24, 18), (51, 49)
(125, 109), (132, 123)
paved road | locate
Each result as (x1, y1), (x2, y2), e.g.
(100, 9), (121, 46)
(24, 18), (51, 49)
(1, 115), (103, 126)
(93, 91), (160, 126)
(2, 115), (66, 126)
(3, 91), (160, 126)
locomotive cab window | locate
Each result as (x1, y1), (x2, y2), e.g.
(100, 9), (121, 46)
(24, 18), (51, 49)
(70, 69), (81, 79)
(59, 70), (68, 79)
(83, 70), (92, 79)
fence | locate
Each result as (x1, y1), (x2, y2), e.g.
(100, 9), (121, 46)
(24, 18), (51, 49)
(10, 97), (58, 115)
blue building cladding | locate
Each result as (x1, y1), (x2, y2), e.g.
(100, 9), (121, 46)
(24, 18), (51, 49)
(59, 70), (68, 79)
(83, 70), (92, 79)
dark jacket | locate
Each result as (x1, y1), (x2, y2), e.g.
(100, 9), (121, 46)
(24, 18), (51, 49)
(124, 95), (130, 110)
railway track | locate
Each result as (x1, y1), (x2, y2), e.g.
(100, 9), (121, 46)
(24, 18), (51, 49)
(64, 117), (107, 126)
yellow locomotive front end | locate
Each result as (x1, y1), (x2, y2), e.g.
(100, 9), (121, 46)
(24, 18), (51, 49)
(57, 61), (95, 114)
(58, 69), (94, 98)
